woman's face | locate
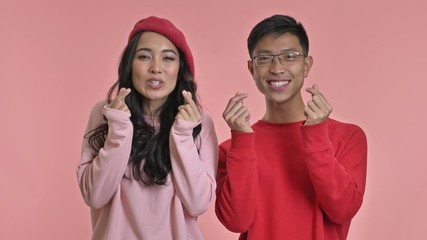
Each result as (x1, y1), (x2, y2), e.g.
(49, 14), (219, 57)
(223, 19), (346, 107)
(131, 31), (180, 113)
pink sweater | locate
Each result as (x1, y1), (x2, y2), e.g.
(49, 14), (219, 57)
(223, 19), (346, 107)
(77, 100), (218, 240)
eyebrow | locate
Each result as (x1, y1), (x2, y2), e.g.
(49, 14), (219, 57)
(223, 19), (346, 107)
(255, 48), (299, 55)
(136, 48), (178, 55)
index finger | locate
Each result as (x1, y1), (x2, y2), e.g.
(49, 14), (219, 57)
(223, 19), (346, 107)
(224, 92), (248, 113)
(305, 84), (320, 96)
(312, 84), (319, 92)
(116, 88), (131, 101)
(230, 92), (248, 104)
(306, 85), (331, 108)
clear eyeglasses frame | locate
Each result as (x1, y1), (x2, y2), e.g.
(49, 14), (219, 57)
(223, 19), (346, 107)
(252, 51), (306, 67)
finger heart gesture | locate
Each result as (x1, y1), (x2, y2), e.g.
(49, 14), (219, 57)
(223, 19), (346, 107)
(176, 90), (202, 123)
(107, 88), (131, 112)
(222, 92), (253, 132)
(304, 84), (332, 125)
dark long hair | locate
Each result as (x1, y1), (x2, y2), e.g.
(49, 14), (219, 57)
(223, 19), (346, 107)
(86, 32), (201, 185)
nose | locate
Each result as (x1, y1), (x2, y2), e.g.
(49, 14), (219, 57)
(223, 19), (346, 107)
(149, 58), (162, 74)
(269, 56), (285, 74)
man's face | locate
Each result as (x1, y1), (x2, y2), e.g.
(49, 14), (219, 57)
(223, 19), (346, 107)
(248, 33), (313, 106)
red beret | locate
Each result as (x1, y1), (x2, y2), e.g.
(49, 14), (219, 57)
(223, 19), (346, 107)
(128, 16), (195, 79)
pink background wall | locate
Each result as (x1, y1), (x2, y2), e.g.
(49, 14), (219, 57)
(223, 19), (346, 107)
(1, 0), (426, 239)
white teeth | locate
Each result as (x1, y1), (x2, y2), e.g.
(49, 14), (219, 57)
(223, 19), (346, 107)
(150, 80), (160, 86)
(270, 80), (289, 87)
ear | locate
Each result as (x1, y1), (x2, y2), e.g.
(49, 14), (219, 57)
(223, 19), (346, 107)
(247, 60), (254, 77)
(303, 56), (313, 78)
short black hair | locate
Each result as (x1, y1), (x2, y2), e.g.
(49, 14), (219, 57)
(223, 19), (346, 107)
(247, 14), (309, 58)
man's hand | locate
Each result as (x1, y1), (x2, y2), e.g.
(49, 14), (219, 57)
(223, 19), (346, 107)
(304, 84), (332, 125)
(223, 92), (253, 132)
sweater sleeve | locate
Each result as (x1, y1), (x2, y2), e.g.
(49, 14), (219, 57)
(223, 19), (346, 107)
(301, 121), (367, 224)
(76, 101), (133, 209)
(169, 112), (219, 217)
(215, 131), (258, 233)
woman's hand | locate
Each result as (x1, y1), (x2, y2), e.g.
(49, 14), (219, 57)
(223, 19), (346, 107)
(107, 88), (131, 112)
(176, 90), (202, 123)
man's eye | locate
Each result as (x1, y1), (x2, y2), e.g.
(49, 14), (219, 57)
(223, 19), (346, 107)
(257, 56), (271, 62)
(284, 52), (298, 61)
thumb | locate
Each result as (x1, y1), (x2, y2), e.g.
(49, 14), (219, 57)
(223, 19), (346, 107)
(312, 84), (319, 92)
(305, 84), (319, 96)
(182, 90), (192, 103)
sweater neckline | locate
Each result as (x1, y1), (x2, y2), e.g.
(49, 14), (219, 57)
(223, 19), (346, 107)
(255, 119), (305, 129)
(143, 115), (160, 128)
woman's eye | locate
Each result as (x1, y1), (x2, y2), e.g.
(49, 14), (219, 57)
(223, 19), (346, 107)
(163, 56), (176, 62)
(137, 55), (151, 61)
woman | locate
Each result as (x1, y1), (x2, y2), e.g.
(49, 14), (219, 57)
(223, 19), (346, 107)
(77, 16), (218, 240)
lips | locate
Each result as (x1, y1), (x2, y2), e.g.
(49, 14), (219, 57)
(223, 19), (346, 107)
(147, 78), (164, 89)
(267, 79), (290, 89)
(268, 80), (289, 87)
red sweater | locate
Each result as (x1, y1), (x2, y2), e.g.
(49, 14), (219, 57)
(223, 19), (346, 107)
(215, 119), (367, 240)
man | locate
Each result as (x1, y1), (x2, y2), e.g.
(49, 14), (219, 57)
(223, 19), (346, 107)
(215, 14), (367, 240)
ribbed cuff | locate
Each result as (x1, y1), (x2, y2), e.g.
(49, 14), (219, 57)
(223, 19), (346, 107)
(301, 121), (331, 150)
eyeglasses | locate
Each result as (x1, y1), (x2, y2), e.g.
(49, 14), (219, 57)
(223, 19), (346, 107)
(252, 51), (306, 67)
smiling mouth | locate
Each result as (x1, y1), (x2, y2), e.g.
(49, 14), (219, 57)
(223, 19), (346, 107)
(267, 80), (290, 88)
